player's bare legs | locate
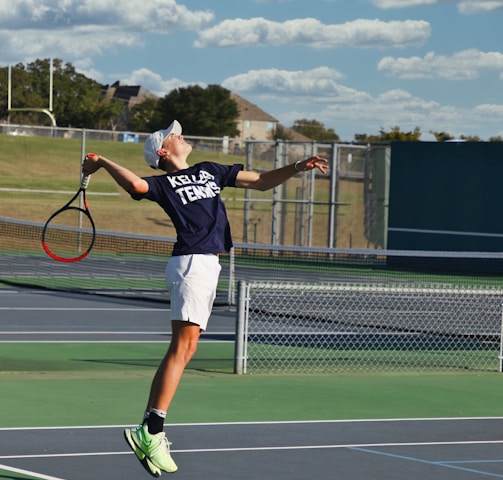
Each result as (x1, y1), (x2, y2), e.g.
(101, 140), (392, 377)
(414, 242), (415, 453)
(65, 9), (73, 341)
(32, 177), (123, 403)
(124, 321), (199, 475)
(147, 321), (201, 413)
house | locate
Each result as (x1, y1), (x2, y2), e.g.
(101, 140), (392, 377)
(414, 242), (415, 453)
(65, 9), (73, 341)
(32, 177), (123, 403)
(102, 83), (306, 146)
(102, 81), (157, 131)
(102, 81), (157, 109)
(230, 93), (279, 147)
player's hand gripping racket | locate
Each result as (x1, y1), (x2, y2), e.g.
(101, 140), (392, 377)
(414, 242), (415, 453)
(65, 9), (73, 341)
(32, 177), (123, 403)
(42, 155), (96, 262)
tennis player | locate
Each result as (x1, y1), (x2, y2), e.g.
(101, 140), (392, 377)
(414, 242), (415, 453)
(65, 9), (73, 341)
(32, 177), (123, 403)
(82, 120), (329, 475)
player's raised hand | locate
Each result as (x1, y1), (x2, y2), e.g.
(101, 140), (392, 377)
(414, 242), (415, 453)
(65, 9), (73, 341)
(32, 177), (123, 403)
(295, 156), (329, 175)
(82, 153), (101, 176)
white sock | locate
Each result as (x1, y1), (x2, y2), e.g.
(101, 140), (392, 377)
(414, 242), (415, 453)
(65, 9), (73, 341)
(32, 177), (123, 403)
(150, 408), (167, 419)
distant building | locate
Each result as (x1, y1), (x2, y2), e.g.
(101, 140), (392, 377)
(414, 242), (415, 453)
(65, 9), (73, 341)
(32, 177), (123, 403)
(230, 93), (278, 147)
(101, 83), (308, 146)
(230, 93), (311, 146)
(102, 81), (157, 131)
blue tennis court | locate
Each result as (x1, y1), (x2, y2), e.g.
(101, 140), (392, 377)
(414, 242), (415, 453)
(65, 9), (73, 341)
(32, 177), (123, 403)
(2, 419), (503, 480)
(2, 287), (503, 479)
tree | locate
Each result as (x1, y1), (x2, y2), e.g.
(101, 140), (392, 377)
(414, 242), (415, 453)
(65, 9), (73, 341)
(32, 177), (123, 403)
(430, 131), (455, 142)
(95, 97), (126, 130)
(271, 124), (293, 141)
(0, 62), (49, 124)
(354, 126), (421, 143)
(128, 97), (162, 132)
(460, 134), (481, 142)
(380, 126), (421, 141)
(291, 119), (339, 142)
(49, 59), (104, 128)
(153, 84), (240, 137)
(0, 58), (121, 128)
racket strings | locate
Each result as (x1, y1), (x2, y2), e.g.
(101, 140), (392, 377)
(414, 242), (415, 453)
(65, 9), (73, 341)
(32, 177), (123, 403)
(42, 207), (95, 260)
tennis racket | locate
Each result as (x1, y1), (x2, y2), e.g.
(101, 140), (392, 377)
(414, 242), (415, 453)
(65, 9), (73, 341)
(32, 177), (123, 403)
(42, 156), (96, 262)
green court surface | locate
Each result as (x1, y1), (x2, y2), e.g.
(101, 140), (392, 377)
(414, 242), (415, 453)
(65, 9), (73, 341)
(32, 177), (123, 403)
(2, 342), (503, 429)
(0, 469), (36, 479)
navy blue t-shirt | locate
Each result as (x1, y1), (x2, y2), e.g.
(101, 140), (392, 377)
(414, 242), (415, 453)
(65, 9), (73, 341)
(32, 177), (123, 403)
(131, 162), (243, 256)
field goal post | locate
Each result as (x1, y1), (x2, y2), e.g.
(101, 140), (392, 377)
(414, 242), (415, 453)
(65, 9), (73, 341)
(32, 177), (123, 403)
(8, 60), (56, 127)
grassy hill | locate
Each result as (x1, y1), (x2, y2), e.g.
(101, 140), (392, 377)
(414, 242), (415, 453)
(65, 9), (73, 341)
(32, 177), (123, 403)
(0, 133), (366, 247)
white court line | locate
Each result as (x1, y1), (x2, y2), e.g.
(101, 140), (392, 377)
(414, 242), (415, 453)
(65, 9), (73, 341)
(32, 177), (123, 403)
(0, 307), (171, 312)
(0, 463), (65, 480)
(0, 331), (233, 335)
(3, 440), (503, 461)
(0, 341), (173, 344)
(0, 331), (233, 343)
(0, 331), (169, 335)
(2, 417), (503, 430)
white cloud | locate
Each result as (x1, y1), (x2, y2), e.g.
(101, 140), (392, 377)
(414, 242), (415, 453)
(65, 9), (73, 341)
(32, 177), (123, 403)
(0, 0), (214, 30)
(326, 88), (443, 124)
(195, 17), (430, 48)
(474, 104), (503, 116)
(0, 0), (215, 68)
(458, 0), (503, 13)
(275, 87), (456, 139)
(223, 72), (496, 139)
(371, 0), (503, 14)
(378, 49), (503, 79)
(314, 89), (494, 139)
(221, 67), (371, 104)
(121, 68), (204, 97)
(73, 57), (105, 82)
(371, 0), (438, 7)
(0, 26), (141, 64)
(371, 0), (441, 6)
(220, 65), (503, 139)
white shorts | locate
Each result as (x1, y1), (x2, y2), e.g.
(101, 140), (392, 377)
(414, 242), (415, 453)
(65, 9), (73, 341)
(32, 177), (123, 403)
(165, 254), (221, 331)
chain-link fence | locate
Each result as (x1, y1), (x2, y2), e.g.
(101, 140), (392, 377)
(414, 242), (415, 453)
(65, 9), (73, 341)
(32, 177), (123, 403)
(234, 280), (503, 374)
(236, 141), (389, 249)
(1, 124), (390, 250)
(0, 123), (229, 153)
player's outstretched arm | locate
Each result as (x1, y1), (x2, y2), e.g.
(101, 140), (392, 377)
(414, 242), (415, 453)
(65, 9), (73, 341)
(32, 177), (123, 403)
(235, 155), (329, 191)
(82, 154), (148, 195)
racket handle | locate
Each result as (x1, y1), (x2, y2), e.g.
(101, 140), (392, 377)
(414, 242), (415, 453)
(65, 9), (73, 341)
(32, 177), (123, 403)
(81, 153), (96, 190)
(80, 175), (91, 190)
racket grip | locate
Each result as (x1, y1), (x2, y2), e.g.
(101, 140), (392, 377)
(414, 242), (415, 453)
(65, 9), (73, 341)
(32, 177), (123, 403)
(81, 153), (96, 190)
(80, 175), (91, 190)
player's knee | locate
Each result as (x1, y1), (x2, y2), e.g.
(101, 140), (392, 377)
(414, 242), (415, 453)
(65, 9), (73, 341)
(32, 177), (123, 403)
(184, 342), (198, 365)
(168, 336), (198, 365)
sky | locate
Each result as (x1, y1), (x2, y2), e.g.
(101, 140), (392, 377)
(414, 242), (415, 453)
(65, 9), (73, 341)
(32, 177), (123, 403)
(0, 0), (502, 141)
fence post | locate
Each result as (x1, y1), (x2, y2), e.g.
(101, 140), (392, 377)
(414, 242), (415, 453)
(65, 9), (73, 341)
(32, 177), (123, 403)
(227, 247), (235, 306)
(271, 141), (283, 246)
(499, 302), (503, 373)
(234, 280), (247, 374)
(328, 143), (339, 249)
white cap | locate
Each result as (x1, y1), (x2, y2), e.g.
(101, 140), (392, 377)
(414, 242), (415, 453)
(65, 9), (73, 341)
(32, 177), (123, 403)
(143, 120), (182, 169)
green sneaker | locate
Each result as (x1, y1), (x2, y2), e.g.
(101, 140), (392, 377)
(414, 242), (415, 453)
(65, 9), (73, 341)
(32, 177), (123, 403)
(124, 424), (178, 474)
(124, 426), (162, 477)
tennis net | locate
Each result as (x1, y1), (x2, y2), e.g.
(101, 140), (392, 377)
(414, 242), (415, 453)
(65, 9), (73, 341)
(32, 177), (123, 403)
(235, 280), (503, 374)
(1, 216), (177, 300)
(3, 216), (503, 374)
(4, 215), (503, 300)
